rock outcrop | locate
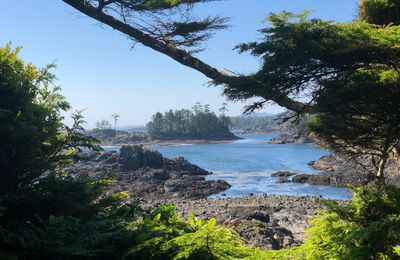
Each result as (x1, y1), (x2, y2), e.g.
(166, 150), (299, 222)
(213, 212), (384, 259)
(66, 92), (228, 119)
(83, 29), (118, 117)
(66, 145), (230, 200)
(291, 154), (400, 187)
(271, 171), (297, 178)
(268, 132), (314, 145)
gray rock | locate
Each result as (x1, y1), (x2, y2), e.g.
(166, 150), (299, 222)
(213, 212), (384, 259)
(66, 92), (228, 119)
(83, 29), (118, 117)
(96, 151), (113, 161)
(292, 174), (310, 183)
(247, 211), (270, 223)
(300, 154), (400, 187)
(142, 148), (164, 168)
(119, 145), (143, 171)
(105, 153), (119, 164)
(276, 177), (291, 183)
(150, 169), (169, 180)
(271, 171), (297, 178)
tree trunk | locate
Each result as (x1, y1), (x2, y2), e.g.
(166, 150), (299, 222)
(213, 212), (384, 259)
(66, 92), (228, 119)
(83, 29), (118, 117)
(376, 155), (387, 185)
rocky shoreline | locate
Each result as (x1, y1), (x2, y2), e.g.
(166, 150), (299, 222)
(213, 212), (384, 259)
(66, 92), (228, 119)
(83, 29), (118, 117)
(268, 154), (400, 187)
(65, 144), (400, 250)
(66, 145), (230, 200)
(268, 131), (314, 145)
(145, 195), (327, 250)
(300, 154), (400, 187)
(65, 145), (331, 250)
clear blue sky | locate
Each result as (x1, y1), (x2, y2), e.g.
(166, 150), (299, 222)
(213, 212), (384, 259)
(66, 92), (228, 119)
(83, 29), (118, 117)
(0, 0), (359, 128)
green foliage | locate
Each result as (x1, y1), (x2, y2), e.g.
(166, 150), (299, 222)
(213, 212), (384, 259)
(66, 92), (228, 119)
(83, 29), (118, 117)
(0, 176), (142, 259)
(146, 103), (235, 140)
(94, 119), (116, 137)
(125, 210), (283, 260)
(112, 0), (215, 11)
(124, 204), (192, 259)
(90, 0), (228, 53)
(296, 185), (400, 259)
(0, 43), (68, 193)
(163, 217), (253, 259)
(0, 56), (255, 260)
(230, 12), (400, 101)
(230, 11), (400, 180)
(95, 119), (113, 130)
(0, 43), (124, 259)
(0, 43), (100, 195)
(308, 66), (400, 179)
(4, 1), (400, 256)
(359, 0), (400, 25)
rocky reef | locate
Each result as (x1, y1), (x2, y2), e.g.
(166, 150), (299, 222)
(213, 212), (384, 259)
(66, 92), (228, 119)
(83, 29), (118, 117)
(297, 154), (400, 187)
(65, 145), (230, 200)
(268, 154), (400, 187)
(268, 132), (314, 144)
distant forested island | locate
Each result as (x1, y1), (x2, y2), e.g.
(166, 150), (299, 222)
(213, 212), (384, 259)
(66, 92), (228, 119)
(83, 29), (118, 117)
(146, 103), (238, 140)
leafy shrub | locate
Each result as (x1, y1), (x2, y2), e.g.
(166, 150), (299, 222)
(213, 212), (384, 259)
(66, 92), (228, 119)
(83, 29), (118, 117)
(298, 185), (400, 259)
(359, 0), (400, 25)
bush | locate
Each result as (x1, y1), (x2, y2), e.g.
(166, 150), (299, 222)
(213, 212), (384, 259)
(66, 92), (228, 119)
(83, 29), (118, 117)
(359, 0), (400, 25)
(298, 185), (400, 259)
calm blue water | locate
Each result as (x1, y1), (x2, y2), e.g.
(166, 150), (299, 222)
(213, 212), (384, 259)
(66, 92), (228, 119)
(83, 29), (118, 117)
(104, 134), (351, 200)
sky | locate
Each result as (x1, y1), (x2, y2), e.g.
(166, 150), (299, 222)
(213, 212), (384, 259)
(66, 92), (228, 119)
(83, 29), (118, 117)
(0, 0), (359, 128)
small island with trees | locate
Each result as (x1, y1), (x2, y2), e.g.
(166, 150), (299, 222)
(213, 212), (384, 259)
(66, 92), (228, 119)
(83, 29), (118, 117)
(85, 103), (240, 145)
(146, 103), (239, 141)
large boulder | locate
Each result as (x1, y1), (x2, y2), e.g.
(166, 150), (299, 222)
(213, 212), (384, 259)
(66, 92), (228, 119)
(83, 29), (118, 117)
(142, 148), (164, 168)
(118, 145), (143, 171)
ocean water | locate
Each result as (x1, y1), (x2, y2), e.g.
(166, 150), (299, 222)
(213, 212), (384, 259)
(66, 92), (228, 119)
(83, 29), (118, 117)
(104, 134), (352, 200)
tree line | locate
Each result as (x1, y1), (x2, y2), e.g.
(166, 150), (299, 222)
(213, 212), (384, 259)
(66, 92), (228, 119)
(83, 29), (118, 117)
(146, 103), (235, 140)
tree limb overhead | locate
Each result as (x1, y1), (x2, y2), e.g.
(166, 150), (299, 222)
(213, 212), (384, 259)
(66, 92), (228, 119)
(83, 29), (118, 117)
(62, 0), (312, 113)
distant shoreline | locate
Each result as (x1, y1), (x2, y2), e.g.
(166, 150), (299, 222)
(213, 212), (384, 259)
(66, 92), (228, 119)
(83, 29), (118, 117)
(233, 130), (278, 135)
(101, 137), (243, 147)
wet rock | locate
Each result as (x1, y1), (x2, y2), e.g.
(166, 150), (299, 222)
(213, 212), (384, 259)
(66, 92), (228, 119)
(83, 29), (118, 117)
(292, 174), (310, 183)
(271, 171), (297, 178)
(276, 177), (291, 183)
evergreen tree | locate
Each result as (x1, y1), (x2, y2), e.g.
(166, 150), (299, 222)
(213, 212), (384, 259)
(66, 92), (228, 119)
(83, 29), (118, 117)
(94, 119), (116, 137)
(146, 104), (235, 140)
